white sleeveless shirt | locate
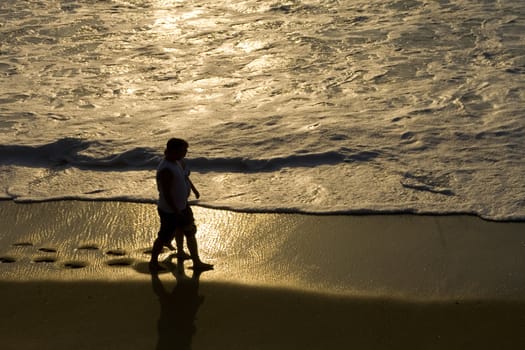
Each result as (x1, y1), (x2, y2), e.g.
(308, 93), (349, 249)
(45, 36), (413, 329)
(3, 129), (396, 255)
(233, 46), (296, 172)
(156, 159), (191, 213)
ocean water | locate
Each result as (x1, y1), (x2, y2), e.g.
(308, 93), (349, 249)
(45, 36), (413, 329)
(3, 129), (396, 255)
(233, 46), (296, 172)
(0, 0), (524, 220)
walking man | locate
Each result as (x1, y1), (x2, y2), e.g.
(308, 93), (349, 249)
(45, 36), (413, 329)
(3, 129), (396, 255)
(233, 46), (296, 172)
(150, 138), (213, 271)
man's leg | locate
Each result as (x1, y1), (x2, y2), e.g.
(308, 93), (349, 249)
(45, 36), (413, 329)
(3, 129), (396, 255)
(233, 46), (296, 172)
(186, 233), (213, 270)
(150, 209), (176, 269)
(180, 206), (212, 269)
(150, 237), (165, 268)
(174, 229), (190, 259)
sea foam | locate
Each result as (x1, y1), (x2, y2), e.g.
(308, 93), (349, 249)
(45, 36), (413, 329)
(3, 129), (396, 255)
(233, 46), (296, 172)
(0, 0), (524, 221)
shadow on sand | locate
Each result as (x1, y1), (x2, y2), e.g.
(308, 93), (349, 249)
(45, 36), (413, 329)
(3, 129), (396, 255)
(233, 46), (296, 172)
(1, 277), (525, 349)
(151, 254), (208, 350)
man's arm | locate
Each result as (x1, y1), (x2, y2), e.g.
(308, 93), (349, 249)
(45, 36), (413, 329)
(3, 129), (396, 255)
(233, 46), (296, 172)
(188, 177), (200, 199)
(180, 160), (200, 199)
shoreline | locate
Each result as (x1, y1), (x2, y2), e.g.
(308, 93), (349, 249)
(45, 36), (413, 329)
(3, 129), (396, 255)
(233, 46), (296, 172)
(2, 198), (524, 223)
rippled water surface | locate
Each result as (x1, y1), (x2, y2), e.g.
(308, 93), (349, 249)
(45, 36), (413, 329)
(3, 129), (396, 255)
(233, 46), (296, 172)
(1, 0), (524, 220)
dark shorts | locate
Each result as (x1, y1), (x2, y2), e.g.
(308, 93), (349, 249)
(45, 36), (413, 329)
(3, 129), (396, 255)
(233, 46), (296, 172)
(157, 206), (196, 243)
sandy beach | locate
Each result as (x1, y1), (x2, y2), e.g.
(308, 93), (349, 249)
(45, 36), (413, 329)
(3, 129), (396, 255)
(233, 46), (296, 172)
(1, 200), (525, 349)
(2, 1), (525, 349)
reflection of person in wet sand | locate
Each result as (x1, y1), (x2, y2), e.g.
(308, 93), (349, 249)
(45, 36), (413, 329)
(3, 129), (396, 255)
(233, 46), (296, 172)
(151, 255), (205, 350)
(150, 138), (213, 271)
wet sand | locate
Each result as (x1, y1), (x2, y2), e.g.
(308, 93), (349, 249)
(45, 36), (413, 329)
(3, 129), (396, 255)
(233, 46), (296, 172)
(1, 201), (524, 349)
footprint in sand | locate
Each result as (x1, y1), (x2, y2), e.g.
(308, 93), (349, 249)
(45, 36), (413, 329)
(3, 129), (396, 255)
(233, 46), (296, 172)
(106, 258), (135, 267)
(38, 247), (57, 253)
(141, 247), (170, 255)
(12, 242), (33, 247)
(142, 248), (154, 255)
(105, 249), (127, 257)
(75, 244), (100, 251)
(0, 256), (16, 263)
(63, 261), (88, 269)
(32, 256), (57, 263)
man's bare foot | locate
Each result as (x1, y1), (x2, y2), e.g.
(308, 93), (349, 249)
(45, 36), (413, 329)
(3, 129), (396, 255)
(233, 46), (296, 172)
(192, 261), (214, 271)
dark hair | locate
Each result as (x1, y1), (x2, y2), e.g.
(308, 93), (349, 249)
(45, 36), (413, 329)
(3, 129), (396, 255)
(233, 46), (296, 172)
(166, 138), (188, 151)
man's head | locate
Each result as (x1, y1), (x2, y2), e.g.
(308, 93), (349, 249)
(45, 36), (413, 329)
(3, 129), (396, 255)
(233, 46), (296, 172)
(165, 138), (188, 160)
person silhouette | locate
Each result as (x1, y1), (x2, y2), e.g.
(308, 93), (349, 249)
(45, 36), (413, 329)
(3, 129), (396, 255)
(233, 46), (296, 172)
(149, 138), (213, 271)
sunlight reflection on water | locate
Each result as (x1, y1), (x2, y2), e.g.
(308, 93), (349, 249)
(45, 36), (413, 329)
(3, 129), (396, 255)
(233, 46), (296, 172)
(0, 0), (524, 220)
